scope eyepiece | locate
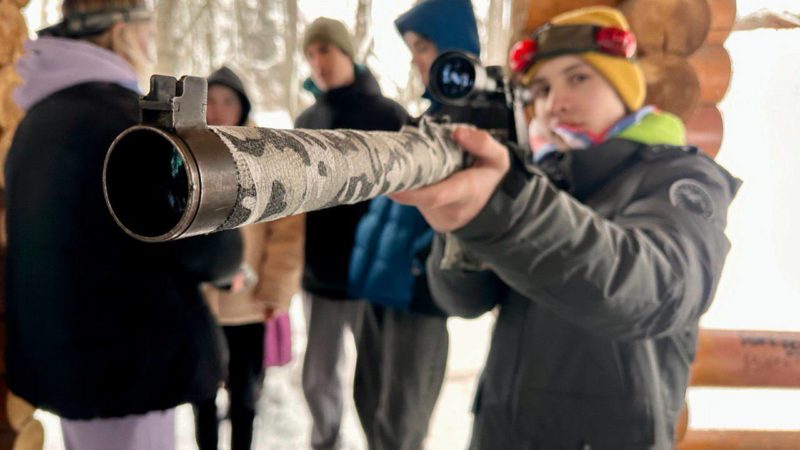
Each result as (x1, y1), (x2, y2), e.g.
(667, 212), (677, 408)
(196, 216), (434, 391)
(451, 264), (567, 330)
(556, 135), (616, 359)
(428, 51), (506, 107)
(429, 51), (478, 105)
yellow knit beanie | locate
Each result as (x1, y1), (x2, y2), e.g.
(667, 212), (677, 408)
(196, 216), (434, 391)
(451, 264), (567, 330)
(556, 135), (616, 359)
(522, 6), (645, 111)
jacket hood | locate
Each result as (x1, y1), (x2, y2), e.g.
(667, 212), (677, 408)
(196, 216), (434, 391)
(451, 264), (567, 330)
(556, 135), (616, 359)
(395, 0), (480, 56)
(13, 36), (140, 112)
(302, 65), (381, 102)
(396, 0), (480, 109)
(208, 66), (252, 126)
(616, 109), (686, 146)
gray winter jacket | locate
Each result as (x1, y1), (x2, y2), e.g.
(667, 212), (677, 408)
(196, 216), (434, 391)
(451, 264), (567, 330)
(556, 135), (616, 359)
(427, 138), (741, 449)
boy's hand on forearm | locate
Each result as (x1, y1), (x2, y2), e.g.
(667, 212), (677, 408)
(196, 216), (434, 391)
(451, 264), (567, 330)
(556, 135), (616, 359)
(390, 127), (510, 232)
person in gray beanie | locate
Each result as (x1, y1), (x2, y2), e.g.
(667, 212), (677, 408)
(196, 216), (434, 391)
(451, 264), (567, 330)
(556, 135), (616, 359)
(295, 17), (408, 450)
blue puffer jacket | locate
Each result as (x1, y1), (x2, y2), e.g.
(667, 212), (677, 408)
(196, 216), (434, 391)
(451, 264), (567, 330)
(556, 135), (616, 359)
(348, 197), (436, 312)
(348, 0), (482, 315)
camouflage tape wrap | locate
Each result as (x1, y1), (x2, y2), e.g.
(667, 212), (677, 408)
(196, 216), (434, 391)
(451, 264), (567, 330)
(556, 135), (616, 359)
(103, 117), (466, 241)
(211, 117), (464, 230)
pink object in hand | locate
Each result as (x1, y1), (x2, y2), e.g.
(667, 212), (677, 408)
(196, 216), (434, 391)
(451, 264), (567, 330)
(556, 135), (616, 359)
(263, 311), (292, 368)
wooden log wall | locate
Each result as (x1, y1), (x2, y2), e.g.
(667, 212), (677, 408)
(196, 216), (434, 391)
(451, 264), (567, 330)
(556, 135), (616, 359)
(677, 430), (800, 450)
(0, 1), (44, 450)
(617, 0), (735, 158)
(0, 0), (26, 177)
(678, 329), (800, 448)
(691, 329), (800, 389)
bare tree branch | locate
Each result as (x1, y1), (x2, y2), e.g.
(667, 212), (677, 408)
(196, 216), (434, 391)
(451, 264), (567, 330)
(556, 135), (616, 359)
(735, 9), (800, 31)
(284, 0), (300, 119)
(205, 0), (217, 69)
(354, 0), (373, 62)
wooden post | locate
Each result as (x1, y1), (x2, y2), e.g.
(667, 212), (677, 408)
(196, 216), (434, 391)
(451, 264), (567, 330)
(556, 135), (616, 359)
(677, 430), (800, 450)
(690, 329), (800, 388)
(0, 265), (10, 450)
(0, 1), (43, 449)
(6, 393), (43, 450)
(678, 329), (800, 448)
(675, 400), (689, 442)
(0, 1), (27, 178)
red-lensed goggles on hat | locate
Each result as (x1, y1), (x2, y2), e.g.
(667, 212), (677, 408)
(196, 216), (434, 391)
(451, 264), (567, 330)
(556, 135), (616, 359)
(509, 24), (637, 75)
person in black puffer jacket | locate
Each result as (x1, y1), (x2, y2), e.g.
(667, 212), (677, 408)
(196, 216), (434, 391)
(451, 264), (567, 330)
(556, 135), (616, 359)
(392, 7), (741, 449)
(4, 2), (242, 449)
(294, 17), (408, 450)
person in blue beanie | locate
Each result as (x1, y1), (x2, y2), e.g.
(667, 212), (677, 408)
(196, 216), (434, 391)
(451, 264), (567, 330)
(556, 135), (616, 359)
(348, 1), (502, 449)
(396, 0), (479, 110)
(395, 0), (508, 125)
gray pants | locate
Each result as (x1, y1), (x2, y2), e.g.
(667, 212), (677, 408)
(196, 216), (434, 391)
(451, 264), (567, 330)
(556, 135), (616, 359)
(302, 291), (364, 450)
(354, 304), (449, 450)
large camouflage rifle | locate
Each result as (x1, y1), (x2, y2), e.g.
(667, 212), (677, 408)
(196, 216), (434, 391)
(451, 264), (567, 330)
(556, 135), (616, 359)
(103, 75), (465, 242)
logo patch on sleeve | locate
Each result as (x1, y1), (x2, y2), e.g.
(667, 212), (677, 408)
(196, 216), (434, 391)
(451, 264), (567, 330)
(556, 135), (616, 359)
(669, 179), (714, 219)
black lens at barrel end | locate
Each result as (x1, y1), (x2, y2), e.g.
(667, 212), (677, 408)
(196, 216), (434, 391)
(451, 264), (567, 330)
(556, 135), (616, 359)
(104, 128), (192, 240)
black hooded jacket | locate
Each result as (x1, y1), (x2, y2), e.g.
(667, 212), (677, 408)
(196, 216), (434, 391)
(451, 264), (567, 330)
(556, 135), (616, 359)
(295, 67), (408, 300)
(4, 82), (243, 419)
(208, 65), (252, 126)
